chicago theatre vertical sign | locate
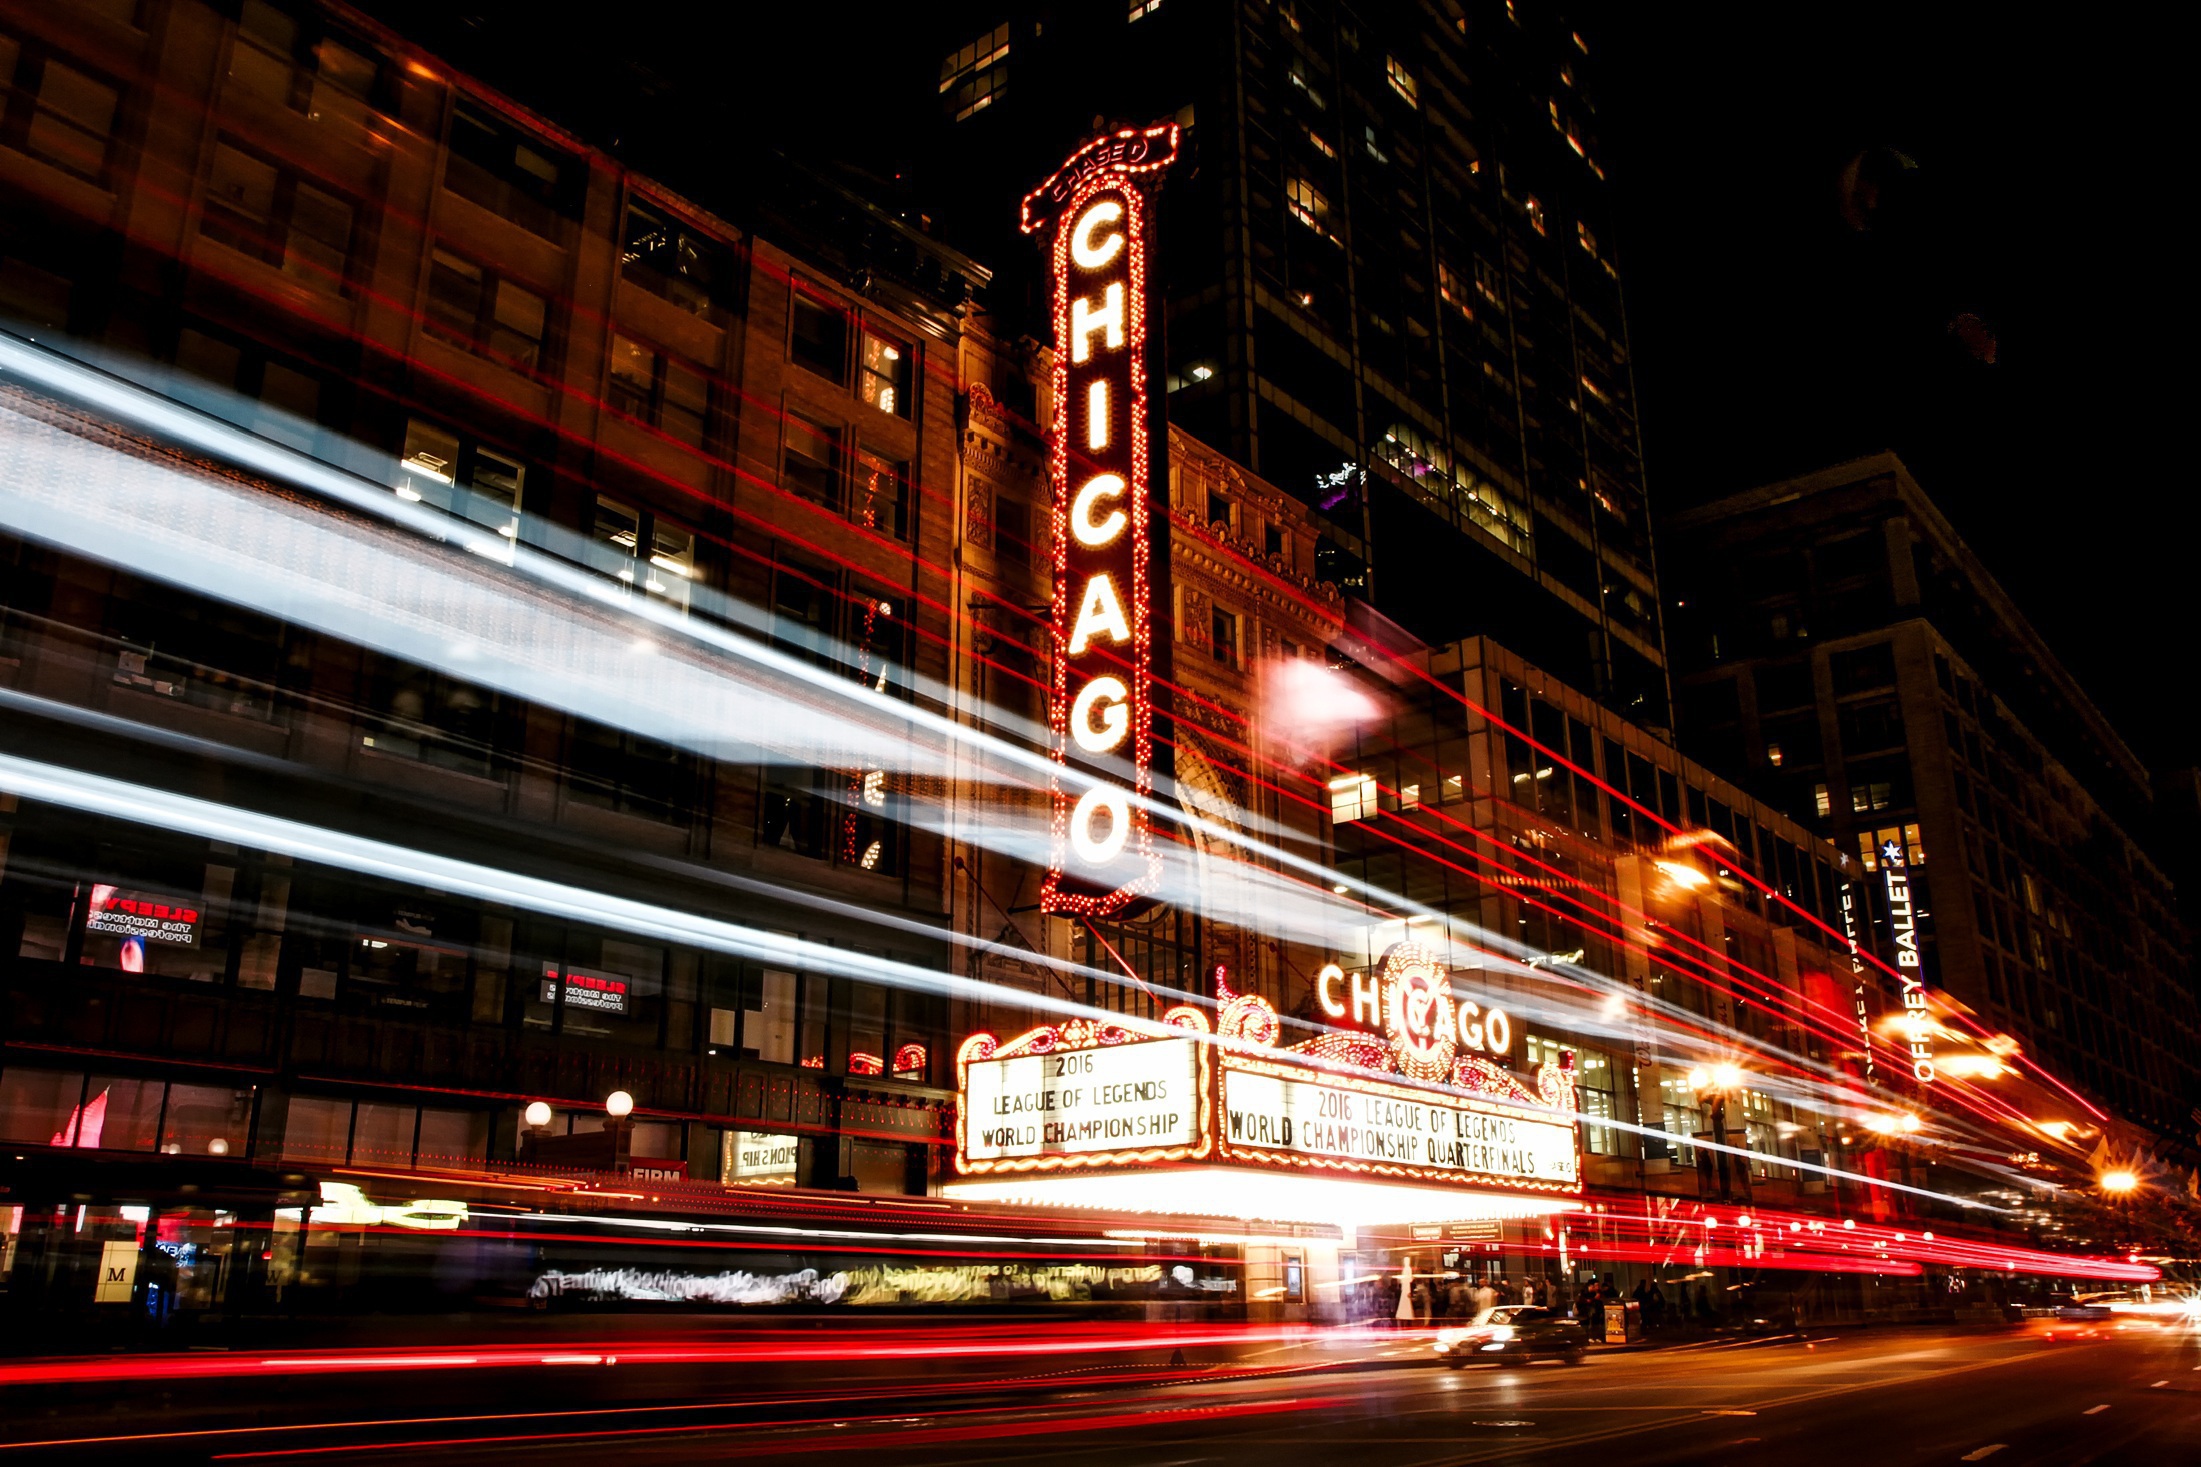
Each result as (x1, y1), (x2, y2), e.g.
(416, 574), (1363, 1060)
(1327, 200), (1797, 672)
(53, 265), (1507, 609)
(1021, 125), (1178, 916)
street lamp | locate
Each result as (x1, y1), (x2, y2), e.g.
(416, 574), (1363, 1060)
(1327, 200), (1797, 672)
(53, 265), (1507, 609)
(523, 1101), (553, 1130)
(1688, 1063), (1750, 1204)
(605, 1091), (634, 1119)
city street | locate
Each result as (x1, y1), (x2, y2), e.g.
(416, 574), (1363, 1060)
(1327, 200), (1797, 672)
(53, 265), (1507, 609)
(4, 1322), (2195, 1463)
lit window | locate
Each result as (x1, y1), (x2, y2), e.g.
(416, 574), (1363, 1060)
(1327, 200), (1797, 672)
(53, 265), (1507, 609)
(621, 200), (734, 317)
(1813, 783), (1831, 818)
(1287, 176), (1332, 238)
(1524, 196), (1548, 236)
(1438, 261), (1472, 315)
(586, 494), (695, 614)
(1385, 56), (1418, 108)
(851, 447), (910, 540)
(940, 23), (1010, 120)
(1305, 126), (1335, 158)
(1129, 0), (1164, 19)
(1400, 783), (1421, 810)
(1850, 780), (1895, 814)
(1766, 741), (1784, 768)
(1330, 775), (1378, 824)
(1287, 63), (1327, 110)
(397, 418), (524, 557)
(859, 331), (912, 418)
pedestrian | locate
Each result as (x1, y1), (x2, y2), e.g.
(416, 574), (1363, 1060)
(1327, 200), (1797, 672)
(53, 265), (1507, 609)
(1694, 1284), (1716, 1325)
(1473, 1278), (1496, 1317)
(1646, 1280), (1668, 1331)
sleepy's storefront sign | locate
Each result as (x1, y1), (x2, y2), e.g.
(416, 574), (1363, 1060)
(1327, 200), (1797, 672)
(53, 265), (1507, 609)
(948, 945), (1582, 1225)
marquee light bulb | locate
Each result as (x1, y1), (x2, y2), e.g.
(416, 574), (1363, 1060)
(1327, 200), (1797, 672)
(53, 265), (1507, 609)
(524, 1101), (553, 1128)
(605, 1091), (634, 1119)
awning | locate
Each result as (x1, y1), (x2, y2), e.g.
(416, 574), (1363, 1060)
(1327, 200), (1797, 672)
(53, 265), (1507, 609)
(944, 1166), (1582, 1228)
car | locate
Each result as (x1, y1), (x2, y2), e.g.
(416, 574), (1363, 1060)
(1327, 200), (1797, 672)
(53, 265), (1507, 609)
(1433, 1305), (1589, 1367)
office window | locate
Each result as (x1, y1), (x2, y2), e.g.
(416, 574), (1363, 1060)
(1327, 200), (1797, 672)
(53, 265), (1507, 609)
(857, 330), (912, 418)
(16, 56), (119, 182)
(1830, 642), (1897, 694)
(1838, 698), (1905, 754)
(940, 23), (1009, 120)
(425, 249), (548, 372)
(607, 334), (710, 447)
(228, 1), (380, 127)
(568, 715), (699, 824)
(1331, 774), (1377, 824)
(201, 141), (354, 291)
(621, 199), (736, 316)
(107, 571), (293, 722)
(396, 418), (525, 552)
(851, 447), (909, 539)
(782, 413), (840, 508)
(585, 494), (696, 613)
(444, 100), (580, 238)
(1385, 56), (1418, 107)
(789, 287), (848, 382)
(360, 653), (517, 777)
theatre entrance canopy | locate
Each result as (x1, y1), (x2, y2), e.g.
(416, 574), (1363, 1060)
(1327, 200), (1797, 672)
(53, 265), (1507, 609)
(946, 946), (1584, 1228)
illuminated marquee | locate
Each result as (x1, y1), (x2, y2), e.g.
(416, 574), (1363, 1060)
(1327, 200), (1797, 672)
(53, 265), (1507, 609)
(953, 950), (1580, 1207)
(1881, 840), (1934, 1083)
(1021, 124), (1180, 916)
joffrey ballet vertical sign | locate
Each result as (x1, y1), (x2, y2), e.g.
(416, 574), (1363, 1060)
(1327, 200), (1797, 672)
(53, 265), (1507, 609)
(1022, 124), (1178, 916)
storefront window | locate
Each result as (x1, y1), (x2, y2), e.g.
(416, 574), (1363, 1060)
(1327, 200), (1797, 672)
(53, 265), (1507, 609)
(741, 967), (798, 1064)
(78, 1075), (164, 1152)
(160, 1083), (252, 1157)
(281, 1096), (351, 1165)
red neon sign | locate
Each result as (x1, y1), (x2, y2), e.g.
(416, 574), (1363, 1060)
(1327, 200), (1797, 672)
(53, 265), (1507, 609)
(1022, 124), (1178, 917)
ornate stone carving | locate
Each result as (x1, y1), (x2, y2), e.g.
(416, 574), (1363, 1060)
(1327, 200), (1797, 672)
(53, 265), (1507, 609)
(964, 477), (992, 550)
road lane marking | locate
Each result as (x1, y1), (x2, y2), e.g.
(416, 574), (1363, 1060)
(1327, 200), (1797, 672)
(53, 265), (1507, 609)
(1402, 1341), (2106, 1467)
(2083, 1404), (2111, 1415)
(2153, 1379), (2169, 1387)
(1960, 1448), (2006, 1461)
(1703, 1410), (1757, 1416)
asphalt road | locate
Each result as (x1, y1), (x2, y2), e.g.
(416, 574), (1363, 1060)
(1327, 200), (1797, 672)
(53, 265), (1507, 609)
(4, 1322), (2195, 1464)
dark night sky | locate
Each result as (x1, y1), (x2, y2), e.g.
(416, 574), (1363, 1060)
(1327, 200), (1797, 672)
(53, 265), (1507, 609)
(372, 4), (2191, 772)
(1576, 4), (2194, 772)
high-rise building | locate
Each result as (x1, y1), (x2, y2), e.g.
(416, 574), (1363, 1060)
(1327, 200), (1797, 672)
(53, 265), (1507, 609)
(1665, 454), (2199, 1150)
(920, 1), (1669, 726)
